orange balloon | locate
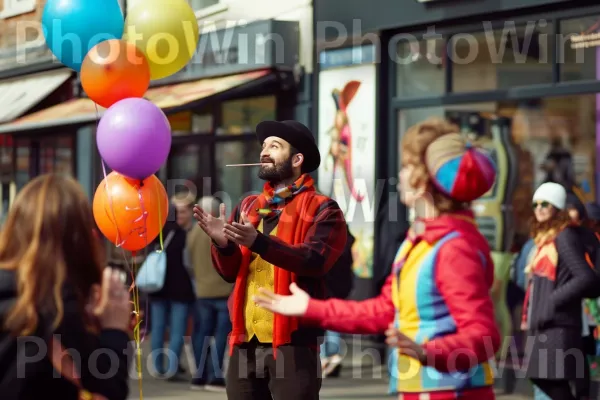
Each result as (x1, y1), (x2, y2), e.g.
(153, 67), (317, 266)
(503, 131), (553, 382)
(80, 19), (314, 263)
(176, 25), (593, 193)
(93, 172), (168, 252)
(81, 39), (150, 109)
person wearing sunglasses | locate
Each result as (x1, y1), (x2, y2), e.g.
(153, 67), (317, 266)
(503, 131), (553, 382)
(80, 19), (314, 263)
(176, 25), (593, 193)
(522, 182), (600, 400)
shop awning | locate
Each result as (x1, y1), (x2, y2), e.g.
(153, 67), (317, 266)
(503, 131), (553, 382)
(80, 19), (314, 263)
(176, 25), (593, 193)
(0, 68), (72, 124)
(0, 69), (274, 134)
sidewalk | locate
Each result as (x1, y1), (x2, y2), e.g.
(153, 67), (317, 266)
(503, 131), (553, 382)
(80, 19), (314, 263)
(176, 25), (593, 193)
(128, 371), (532, 400)
(127, 337), (532, 399)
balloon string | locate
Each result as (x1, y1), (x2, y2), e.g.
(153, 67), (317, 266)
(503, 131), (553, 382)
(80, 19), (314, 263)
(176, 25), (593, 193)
(133, 183), (149, 396)
(95, 102), (142, 398)
(130, 253), (143, 399)
(135, 184), (151, 345)
(155, 183), (164, 251)
(136, 183), (149, 241)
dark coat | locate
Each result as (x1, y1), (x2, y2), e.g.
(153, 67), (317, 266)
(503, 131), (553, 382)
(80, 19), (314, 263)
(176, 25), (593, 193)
(373, 194), (409, 292)
(0, 270), (131, 399)
(149, 206), (195, 304)
(525, 226), (600, 379)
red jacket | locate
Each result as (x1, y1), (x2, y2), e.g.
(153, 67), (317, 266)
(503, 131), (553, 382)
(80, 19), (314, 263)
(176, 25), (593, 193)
(302, 211), (501, 374)
(212, 188), (347, 354)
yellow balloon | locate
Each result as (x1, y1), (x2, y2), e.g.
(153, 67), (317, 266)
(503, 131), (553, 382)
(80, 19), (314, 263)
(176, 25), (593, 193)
(124, 0), (199, 80)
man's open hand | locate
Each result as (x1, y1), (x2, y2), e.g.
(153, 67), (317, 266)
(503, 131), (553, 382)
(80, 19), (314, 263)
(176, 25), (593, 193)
(223, 212), (258, 248)
(193, 203), (227, 247)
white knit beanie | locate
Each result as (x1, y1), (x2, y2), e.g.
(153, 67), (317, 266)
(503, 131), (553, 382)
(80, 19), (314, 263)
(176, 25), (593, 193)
(532, 182), (567, 210)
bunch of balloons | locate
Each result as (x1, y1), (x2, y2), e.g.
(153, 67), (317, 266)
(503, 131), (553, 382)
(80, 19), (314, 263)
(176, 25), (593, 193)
(42, 0), (200, 252)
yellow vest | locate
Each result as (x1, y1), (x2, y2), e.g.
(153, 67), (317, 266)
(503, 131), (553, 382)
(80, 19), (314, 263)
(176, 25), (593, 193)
(244, 220), (276, 342)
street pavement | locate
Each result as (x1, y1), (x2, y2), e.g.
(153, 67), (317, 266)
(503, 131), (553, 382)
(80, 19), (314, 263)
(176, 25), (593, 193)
(125, 339), (534, 399)
(128, 374), (532, 400)
(127, 363), (532, 400)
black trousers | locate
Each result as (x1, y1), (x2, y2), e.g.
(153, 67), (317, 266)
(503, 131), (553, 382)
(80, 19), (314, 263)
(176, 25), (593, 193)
(573, 348), (592, 400)
(531, 379), (576, 400)
(532, 372), (591, 400)
(226, 339), (322, 400)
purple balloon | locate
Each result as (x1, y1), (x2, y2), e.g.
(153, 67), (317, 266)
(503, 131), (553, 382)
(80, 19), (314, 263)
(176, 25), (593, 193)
(97, 98), (171, 180)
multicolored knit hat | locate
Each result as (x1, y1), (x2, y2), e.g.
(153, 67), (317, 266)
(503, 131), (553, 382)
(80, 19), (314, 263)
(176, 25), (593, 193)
(425, 133), (497, 202)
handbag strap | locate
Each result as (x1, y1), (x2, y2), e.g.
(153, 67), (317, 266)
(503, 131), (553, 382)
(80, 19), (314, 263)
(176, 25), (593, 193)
(49, 336), (107, 400)
(161, 230), (176, 250)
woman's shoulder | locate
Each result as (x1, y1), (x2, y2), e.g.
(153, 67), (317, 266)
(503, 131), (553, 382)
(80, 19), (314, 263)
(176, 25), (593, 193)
(557, 224), (592, 241)
(555, 225), (599, 257)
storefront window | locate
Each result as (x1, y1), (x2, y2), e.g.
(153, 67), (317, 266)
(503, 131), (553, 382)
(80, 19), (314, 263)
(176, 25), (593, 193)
(395, 37), (446, 98)
(40, 139), (55, 174)
(215, 140), (263, 208)
(168, 143), (211, 198)
(451, 22), (554, 92)
(398, 94), (598, 244)
(39, 135), (74, 176)
(0, 135), (13, 183)
(192, 113), (213, 133)
(15, 138), (32, 191)
(168, 111), (192, 136)
(219, 96), (276, 135)
(559, 16), (600, 81)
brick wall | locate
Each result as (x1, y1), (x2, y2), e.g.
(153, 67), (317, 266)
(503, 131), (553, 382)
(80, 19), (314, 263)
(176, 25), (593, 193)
(0, 0), (52, 71)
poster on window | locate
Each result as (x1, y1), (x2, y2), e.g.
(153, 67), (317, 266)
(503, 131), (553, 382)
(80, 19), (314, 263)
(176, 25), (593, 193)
(317, 45), (376, 279)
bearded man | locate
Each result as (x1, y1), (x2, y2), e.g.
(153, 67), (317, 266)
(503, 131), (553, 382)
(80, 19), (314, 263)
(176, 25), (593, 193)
(193, 120), (348, 400)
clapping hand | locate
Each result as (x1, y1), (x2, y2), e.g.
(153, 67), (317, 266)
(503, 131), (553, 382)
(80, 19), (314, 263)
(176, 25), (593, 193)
(193, 203), (227, 247)
(223, 212), (258, 248)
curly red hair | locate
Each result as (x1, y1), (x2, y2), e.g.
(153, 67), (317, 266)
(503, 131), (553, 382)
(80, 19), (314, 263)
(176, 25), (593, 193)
(401, 117), (469, 213)
(529, 210), (571, 240)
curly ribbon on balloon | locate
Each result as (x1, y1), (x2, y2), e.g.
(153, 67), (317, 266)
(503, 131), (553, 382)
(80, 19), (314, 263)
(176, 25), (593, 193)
(135, 183), (151, 342)
(95, 103), (144, 399)
(154, 183), (164, 251)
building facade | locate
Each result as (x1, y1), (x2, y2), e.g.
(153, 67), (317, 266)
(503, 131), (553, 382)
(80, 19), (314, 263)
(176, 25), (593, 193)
(0, 0), (82, 222)
(0, 0), (314, 211)
(314, 0), (600, 298)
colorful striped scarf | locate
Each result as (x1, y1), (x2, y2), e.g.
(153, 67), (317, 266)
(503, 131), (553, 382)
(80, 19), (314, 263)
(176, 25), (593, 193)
(258, 174), (314, 217)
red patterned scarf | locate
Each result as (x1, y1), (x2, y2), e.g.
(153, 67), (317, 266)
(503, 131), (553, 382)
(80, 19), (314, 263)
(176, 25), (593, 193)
(258, 174), (314, 217)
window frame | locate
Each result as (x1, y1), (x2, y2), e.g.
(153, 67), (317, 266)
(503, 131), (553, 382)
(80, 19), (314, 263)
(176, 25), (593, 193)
(189, 0), (227, 19)
(381, 5), (600, 206)
(388, 5), (600, 109)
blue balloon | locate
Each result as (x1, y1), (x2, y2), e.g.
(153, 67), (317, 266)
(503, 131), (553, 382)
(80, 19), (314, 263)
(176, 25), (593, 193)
(42, 0), (124, 71)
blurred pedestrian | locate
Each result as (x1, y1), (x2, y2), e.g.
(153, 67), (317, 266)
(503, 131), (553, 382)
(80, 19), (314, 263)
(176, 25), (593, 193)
(149, 199), (195, 380)
(523, 183), (600, 400)
(188, 196), (233, 392)
(0, 174), (131, 399)
(321, 224), (355, 378)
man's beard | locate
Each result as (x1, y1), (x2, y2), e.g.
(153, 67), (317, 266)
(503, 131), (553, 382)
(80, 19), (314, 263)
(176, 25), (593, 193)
(258, 157), (294, 183)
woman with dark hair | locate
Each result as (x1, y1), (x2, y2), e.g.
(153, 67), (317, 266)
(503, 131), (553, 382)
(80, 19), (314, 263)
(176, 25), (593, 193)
(523, 182), (600, 400)
(149, 203), (195, 379)
(0, 174), (131, 399)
